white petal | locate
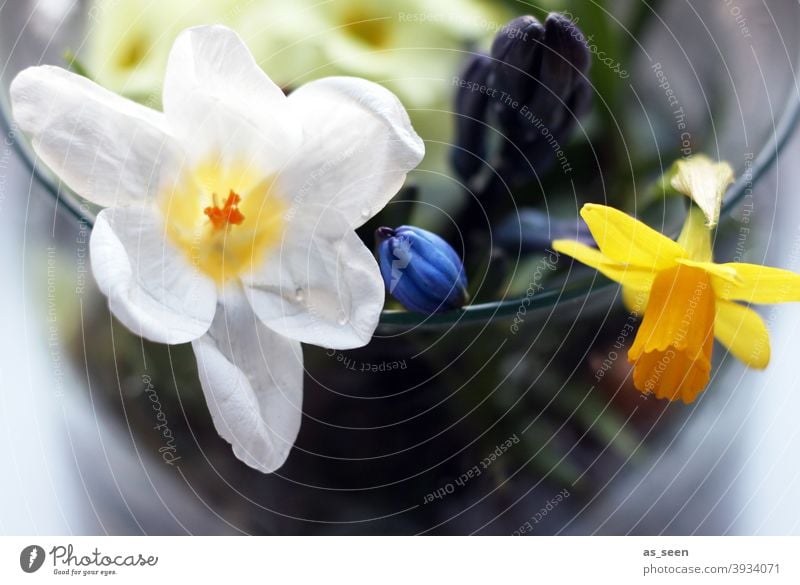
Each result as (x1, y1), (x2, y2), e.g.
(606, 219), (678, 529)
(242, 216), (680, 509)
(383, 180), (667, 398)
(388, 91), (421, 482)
(192, 287), (303, 473)
(162, 25), (300, 171)
(10, 65), (181, 208)
(670, 155), (734, 228)
(242, 206), (384, 349)
(90, 207), (217, 344)
(282, 76), (424, 227)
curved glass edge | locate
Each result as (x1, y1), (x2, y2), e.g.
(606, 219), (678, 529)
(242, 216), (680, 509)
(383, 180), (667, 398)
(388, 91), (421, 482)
(0, 98), (90, 224)
(379, 90), (800, 328)
(2, 51), (799, 331)
(379, 273), (610, 329)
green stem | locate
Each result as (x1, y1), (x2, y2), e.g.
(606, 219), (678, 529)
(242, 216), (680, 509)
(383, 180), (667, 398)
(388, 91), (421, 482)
(623, 0), (664, 57)
(63, 50), (93, 80)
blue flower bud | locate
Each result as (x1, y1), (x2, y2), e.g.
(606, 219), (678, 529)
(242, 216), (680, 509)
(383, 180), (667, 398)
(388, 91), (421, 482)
(376, 226), (468, 314)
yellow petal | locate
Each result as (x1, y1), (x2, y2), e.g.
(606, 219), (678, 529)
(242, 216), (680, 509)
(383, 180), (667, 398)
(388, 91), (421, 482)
(669, 155), (734, 228)
(714, 300), (770, 369)
(709, 262), (800, 303)
(622, 285), (649, 315)
(676, 258), (741, 284)
(552, 239), (658, 290)
(580, 204), (686, 270)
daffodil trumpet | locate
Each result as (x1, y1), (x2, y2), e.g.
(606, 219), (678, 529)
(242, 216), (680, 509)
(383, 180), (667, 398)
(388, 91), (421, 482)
(554, 203), (800, 403)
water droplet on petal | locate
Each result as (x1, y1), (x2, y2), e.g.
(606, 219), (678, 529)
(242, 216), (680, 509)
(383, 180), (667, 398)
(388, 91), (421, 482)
(337, 313), (348, 326)
(294, 287), (305, 303)
(360, 207), (370, 219)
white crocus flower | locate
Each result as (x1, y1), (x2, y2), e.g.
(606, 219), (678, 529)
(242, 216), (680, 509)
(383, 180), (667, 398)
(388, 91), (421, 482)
(11, 25), (424, 472)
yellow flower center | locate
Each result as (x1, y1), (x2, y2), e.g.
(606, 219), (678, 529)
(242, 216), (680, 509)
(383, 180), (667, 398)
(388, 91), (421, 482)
(115, 32), (149, 71)
(161, 160), (286, 284)
(342, 8), (391, 48)
(628, 264), (716, 403)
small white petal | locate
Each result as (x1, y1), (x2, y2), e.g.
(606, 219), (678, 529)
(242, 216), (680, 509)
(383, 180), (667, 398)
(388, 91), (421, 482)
(243, 206), (384, 350)
(192, 287), (303, 473)
(163, 25), (300, 172)
(670, 155), (734, 228)
(10, 65), (181, 208)
(282, 76), (425, 227)
(91, 207), (217, 344)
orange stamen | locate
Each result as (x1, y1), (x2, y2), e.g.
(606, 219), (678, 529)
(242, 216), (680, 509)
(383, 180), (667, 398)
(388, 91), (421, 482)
(204, 190), (245, 230)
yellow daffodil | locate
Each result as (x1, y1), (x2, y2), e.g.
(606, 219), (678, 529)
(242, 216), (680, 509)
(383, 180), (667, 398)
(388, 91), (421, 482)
(553, 204), (800, 403)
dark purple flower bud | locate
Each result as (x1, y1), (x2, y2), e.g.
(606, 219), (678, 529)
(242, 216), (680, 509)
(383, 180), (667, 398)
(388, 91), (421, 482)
(491, 14), (591, 186)
(452, 13), (591, 190)
(451, 53), (495, 182)
(489, 15), (547, 128)
(376, 226), (468, 314)
(492, 14), (590, 128)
